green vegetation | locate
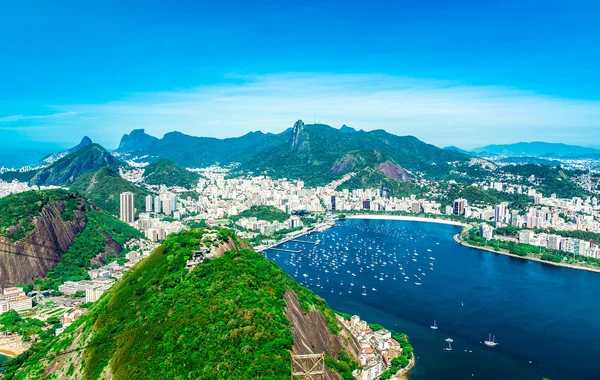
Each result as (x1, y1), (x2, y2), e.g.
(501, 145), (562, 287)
(498, 164), (589, 198)
(0, 170), (39, 183)
(36, 210), (142, 290)
(70, 167), (151, 217)
(143, 158), (200, 188)
(0, 310), (60, 343)
(0, 189), (80, 241)
(240, 123), (468, 191)
(30, 144), (124, 186)
(464, 228), (600, 269)
(231, 205), (290, 223)
(441, 185), (533, 209)
(9, 229), (347, 379)
(325, 350), (360, 380)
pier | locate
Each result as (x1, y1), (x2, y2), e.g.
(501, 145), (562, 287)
(290, 239), (319, 245)
(265, 247), (302, 253)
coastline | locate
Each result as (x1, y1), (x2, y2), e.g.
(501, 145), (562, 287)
(345, 214), (600, 275)
(0, 348), (16, 358)
(346, 214), (467, 227)
(454, 234), (600, 274)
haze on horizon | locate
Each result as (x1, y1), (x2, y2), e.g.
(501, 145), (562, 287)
(1, 0), (599, 150)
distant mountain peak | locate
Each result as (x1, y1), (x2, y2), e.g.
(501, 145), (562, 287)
(40, 136), (93, 165)
(117, 129), (159, 153)
(289, 120), (306, 149)
(339, 124), (356, 134)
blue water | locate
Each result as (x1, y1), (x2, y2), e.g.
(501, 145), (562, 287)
(0, 353), (8, 366)
(0, 147), (58, 169)
(268, 218), (600, 380)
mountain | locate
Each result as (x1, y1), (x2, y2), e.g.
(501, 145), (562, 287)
(120, 120), (468, 194)
(496, 156), (562, 166)
(0, 189), (142, 288)
(70, 167), (151, 217)
(116, 129), (287, 166)
(115, 129), (158, 153)
(473, 142), (600, 157)
(443, 145), (472, 155)
(241, 120), (467, 192)
(142, 158), (200, 188)
(6, 229), (380, 379)
(40, 136), (93, 165)
(29, 144), (124, 186)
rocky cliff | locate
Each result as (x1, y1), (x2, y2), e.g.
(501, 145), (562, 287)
(0, 196), (90, 287)
(6, 229), (364, 380)
(285, 291), (362, 379)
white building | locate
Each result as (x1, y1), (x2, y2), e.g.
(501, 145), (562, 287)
(120, 192), (135, 223)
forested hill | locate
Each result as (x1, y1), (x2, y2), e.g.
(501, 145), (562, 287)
(0, 189), (142, 288)
(116, 120), (469, 192)
(70, 167), (151, 217)
(29, 144), (126, 187)
(142, 158), (200, 188)
(4, 229), (367, 379)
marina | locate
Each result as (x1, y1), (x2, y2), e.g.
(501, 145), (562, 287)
(267, 217), (600, 380)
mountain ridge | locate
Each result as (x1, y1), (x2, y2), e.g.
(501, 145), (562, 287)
(472, 141), (600, 157)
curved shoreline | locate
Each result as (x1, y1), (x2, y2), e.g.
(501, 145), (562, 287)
(346, 214), (467, 227)
(454, 233), (600, 274)
(345, 214), (600, 274)
(0, 349), (16, 358)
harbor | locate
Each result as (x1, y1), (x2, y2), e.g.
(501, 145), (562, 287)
(266, 217), (600, 380)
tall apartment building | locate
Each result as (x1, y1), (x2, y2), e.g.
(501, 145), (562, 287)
(145, 195), (153, 212)
(120, 192), (135, 223)
(453, 199), (467, 215)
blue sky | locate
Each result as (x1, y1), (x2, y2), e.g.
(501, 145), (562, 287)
(1, 0), (599, 150)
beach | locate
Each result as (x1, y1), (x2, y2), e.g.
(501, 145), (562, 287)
(346, 214), (467, 227)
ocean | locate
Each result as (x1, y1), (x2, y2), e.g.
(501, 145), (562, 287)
(268, 218), (600, 380)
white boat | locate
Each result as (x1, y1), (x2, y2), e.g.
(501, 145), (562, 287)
(431, 319), (438, 330)
(445, 338), (453, 351)
(484, 334), (498, 347)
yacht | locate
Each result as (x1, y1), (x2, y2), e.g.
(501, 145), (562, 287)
(484, 334), (498, 347)
(431, 320), (438, 330)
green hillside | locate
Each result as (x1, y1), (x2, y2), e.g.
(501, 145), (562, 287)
(231, 205), (290, 223)
(37, 209), (143, 290)
(498, 164), (589, 198)
(116, 121), (469, 195)
(240, 121), (468, 192)
(3, 229), (350, 379)
(0, 189), (143, 289)
(29, 144), (125, 186)
(0, 189), (80, 241)
(70, 167), (151, 217)
(143, 158), (200, 188)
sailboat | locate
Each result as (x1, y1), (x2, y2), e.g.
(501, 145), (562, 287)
(431, 320), (438, 330)
(444, 338), (453, 351)
(484, 334), (498, 347)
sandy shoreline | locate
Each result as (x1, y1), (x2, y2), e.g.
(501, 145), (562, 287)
(346, 214), (467, 227)
(0, 348), (16, 358)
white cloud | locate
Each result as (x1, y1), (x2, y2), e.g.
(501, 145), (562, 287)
(0, 111), (79, 123)
(5, 74), (600, 148)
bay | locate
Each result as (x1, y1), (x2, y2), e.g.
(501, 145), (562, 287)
(268, 218), (600, 380)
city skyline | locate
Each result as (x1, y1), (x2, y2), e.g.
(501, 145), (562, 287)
(1, 0), (599, 149)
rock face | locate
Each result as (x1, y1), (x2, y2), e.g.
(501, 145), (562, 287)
(0, 199), (90, 287)
(116, 129), (159, 153)
(377, 161), (410, 182)
(289, 120), (307, 150)
(285, 291), (362, 380)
